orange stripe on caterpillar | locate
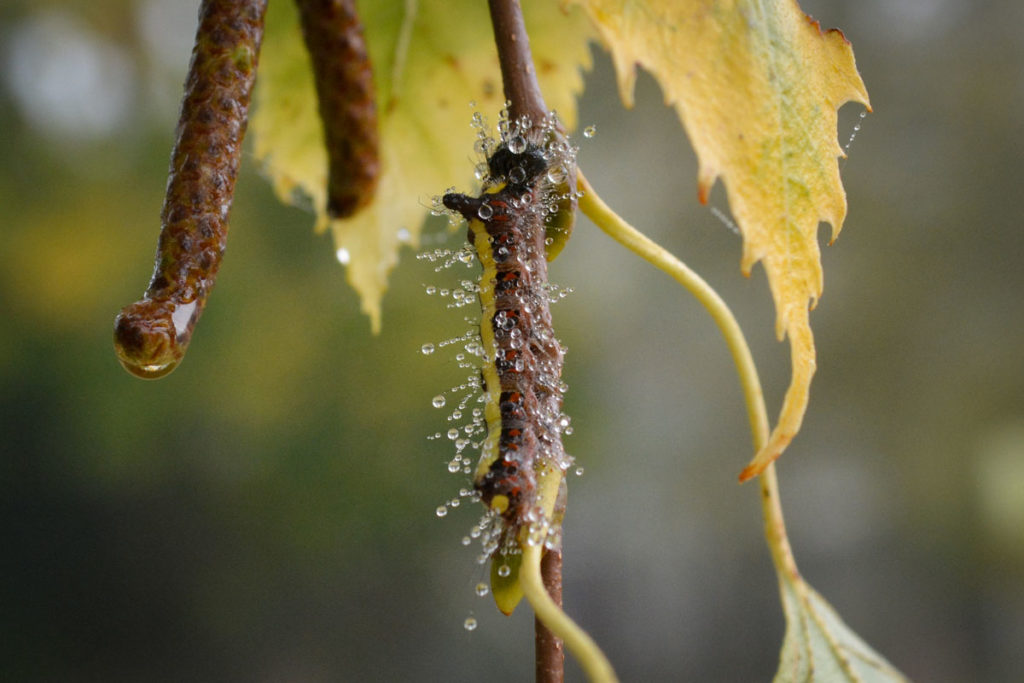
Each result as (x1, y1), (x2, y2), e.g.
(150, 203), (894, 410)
(294, 0), (379, 218)
(113, 0), (267, 379)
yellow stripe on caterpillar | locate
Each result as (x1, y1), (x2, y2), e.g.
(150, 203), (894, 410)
(470, 217), (503, 479)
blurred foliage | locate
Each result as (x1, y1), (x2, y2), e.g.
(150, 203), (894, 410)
(1, 1), (1023, 682)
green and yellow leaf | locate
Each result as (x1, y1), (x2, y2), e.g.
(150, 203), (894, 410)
(251, 0), (593, 331)
(775, 576), (908, 682)
(490, 552), (524, 616)
(570, 0), (870, 479)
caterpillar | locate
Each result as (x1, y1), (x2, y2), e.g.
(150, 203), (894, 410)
(441, 119), (575, 542)
(294, 0), (379, 218)
(113, 0), (268, 379)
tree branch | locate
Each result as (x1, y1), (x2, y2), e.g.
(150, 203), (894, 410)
(535, 550), (565, 683)
(487, 0), (548, 125)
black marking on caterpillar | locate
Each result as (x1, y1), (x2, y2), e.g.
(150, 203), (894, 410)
(113, 0), (268, 379)
(441, 137), (570, 539)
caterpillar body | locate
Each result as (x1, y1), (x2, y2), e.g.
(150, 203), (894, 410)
(442, 130), (574, 541)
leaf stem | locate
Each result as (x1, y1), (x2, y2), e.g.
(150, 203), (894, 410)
(758, 462), (800, 581)
(576, 170), (800, 582)
(521, 544), (618, 683)
(576, 172), (768, 452)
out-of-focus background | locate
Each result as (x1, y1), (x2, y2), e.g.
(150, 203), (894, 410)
(2, 0), (1022, 680)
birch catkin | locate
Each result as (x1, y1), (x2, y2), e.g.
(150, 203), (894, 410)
(114, 0), (267, 378)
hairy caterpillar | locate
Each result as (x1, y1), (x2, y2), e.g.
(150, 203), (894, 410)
(294, 0), (379, 218)
(441, 120), (576, 542)
(113, 0), (268, 379)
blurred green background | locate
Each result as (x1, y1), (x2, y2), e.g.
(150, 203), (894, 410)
(2, 0), (1023, 680)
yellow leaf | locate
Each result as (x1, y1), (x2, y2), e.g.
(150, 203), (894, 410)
(570, 0), (869, 479)
(251, 0), (593, 331)
(490, 552), (524, 616)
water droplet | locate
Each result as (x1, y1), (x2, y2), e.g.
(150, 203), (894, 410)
(583, 125), (597, 138)
(447, 428), (460, 440)
(119, 358), (177, 379)
(508, 135), (527, 154)
(432, 395), (447, 408)
(844, 109), (868, 154)
(710, 206), (741, 236)
(422, 343), (436, 355)
(477, 203), (494, 220)
(436, 505), (448, 517)
(497, 564), (511, 578)
(475, 582), (489, 597)
(335, 247), (351, 264)
(461, 536), (472, 545)
(397, 227), (411, 243)
(463, 617), (478, 631)
(448, 459), (462, 473)
(575, 466), (585, 477)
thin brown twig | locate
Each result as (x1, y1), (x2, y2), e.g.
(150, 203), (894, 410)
(487, 0), (548, 126)
(486, 1), (565, 681)
(535, 550), (565, 683)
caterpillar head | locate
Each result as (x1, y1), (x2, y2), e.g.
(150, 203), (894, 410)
(486, 143), (548, 191)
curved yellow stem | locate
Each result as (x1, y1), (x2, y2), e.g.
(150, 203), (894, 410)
(757, 462), (799, 581)
(577, 170), (799, 580)
(577, 172), (769, 450)
(520, 542), (618, 683)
